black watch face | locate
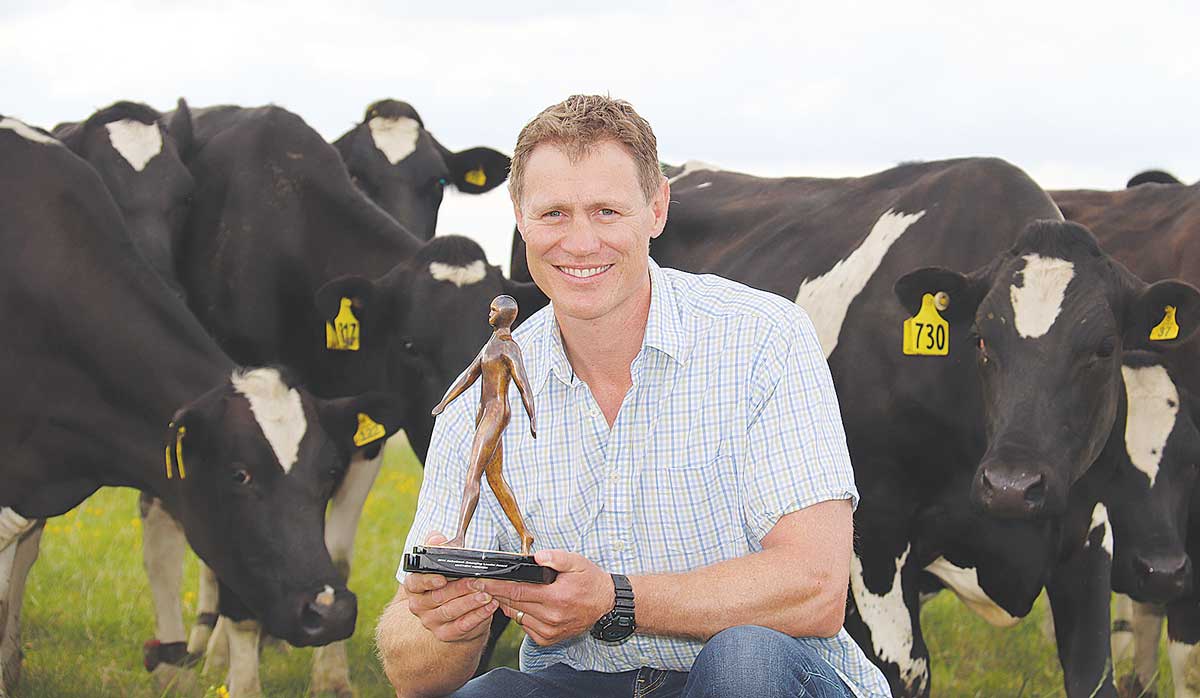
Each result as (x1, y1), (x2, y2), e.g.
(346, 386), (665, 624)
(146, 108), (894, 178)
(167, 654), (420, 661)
(598, 615), (635, 641)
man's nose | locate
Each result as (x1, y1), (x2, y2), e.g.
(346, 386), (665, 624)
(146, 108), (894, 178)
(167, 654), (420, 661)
(559, 218), (603, 257)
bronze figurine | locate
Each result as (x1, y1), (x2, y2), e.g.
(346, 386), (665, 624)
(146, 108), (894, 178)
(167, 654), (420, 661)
(431, 294), (537, 555)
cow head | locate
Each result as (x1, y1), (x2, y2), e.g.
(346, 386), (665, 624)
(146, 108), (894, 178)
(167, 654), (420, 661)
(896, 220), (1200, 519)
(162, 368), (404, 646)
(53, 100), (195, 290)
(333, 99), (510, 240)
(315, 235), (547, 461)
(1106, 351), (1199, 602)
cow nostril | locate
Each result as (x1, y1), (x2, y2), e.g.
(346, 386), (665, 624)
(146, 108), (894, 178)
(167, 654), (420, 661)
(1134, 556), (1155, 580)
(980, 470), (996, 493)
(1023, 475), (1046, 505)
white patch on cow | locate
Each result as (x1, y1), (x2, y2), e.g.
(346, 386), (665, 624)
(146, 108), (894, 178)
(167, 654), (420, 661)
(141, 497), (187, 643)
(695, 181), (712, 189)
(923, 557), (1019, 627)
(231, 368), (306, 473)
(850, 546), (928, 693)
(429, 260), (487, 287)
(795, 209), (927, 357)
(0, 508), (32, 552)
(1009, 254), (1075, 339)
(1089, 502), (1114, 557)
(368, 116), (420, 165)
(104, 119), (162, 172)
(1121, 364), (1179, 489)
(225, 618), (263, 697)
(667, 159), (721, 184)
(0, 117), (59, 145)
(1169, 640), (1200, 697)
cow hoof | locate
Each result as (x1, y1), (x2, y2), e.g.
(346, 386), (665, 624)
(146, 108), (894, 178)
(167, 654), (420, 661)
(150, 663), (200, 696)
(1116, 673), (1153, 698)
(187, 624), (213, 657)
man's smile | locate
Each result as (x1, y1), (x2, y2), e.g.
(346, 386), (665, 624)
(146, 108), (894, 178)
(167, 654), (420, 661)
(555, 264), (614, 280)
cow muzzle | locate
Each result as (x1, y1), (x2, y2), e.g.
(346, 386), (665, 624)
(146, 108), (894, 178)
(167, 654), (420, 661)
(1133, 553), (1192, 602)
(973, 466), (1049, 519)
(285, 586), (357, 647)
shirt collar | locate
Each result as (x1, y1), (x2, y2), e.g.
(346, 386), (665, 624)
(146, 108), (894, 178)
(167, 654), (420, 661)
(533, 258), (692, 395)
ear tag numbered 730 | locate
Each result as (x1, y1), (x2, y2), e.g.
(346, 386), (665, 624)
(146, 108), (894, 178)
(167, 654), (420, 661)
(1150, 305), (1180, 341)
(903, 293), (949, 356)
(353, 413), (386, 447)
(326, 297), (361, 351)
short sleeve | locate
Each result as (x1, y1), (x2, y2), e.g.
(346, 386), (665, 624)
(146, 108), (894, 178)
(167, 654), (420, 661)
(741, 310), (859, 543)
(396, 391), (504, 582)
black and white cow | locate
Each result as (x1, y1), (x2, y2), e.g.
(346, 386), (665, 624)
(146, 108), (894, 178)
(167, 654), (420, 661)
(553, 158), (1200, 697)
(1127, 170), (1184, 188)
(1053, 183), (1200, 697)
(0, 116), (407, 696)
(52, 100), (195, 295)
(138, 103), (539, 695)
(332, 98), (511, 240)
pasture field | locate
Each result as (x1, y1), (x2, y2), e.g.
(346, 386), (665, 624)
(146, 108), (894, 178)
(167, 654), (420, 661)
(13, 439), (1174, 697)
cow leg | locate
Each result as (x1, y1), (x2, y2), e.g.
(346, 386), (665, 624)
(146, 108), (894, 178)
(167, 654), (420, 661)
(187, 564), (220, 656)
(1166, 600), (1200, 698)
(309, 450), (381, 698)
(846, 539), (928, 697)
(1, 521), (43, 694)
(138, 493), (200, 694)
(203, 615), (231, 677)
(1128, 600), (1165, 697)
(1046, 504), (1117, 698)
(225, 619), (263, 698)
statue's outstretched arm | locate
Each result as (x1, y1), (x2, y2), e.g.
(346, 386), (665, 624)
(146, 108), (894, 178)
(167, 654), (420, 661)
(432, 352), (482, 416)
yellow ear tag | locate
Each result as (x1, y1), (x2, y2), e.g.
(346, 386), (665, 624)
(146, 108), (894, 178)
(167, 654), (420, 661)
(165, 443), (174, 480)
(325, 297), (361, 351)
(175, 426), (187, 479)
(1150, 305), (1180, 341)
(464, 166), (487, 187)
(353, 413), (387, 447)
(903, 293), (950, 356)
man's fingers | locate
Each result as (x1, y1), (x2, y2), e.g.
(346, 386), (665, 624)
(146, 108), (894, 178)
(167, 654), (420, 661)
(533, 549), (586, 573)
(424, 531), (449, 546)
(433, 591), (495, 626)
(457, 598), (500, 634)
(407, 577), (474, 610)
(479, 578), (541, 604)
(403, 572), (447, 595)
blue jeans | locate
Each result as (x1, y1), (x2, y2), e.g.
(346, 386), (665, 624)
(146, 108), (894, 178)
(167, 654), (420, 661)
(451, 625), (856, 697)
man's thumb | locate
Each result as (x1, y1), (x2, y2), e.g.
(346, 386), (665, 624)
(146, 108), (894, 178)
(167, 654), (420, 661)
(425, 531), (448, 546)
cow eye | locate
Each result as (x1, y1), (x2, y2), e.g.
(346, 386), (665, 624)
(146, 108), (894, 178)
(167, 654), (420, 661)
(231, 468), (252, 486)
(436, 177), (448, 187)
(1095, 337), (1116, 359)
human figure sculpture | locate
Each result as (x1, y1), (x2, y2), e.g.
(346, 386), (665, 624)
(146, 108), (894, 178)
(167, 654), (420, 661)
(431, 294), (537, 555)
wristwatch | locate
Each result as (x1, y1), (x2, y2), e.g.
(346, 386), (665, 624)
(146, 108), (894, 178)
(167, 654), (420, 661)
(590, 573), (636, 643)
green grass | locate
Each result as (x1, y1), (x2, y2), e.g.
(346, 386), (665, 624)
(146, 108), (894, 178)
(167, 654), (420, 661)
(8, 440), (1178, 696)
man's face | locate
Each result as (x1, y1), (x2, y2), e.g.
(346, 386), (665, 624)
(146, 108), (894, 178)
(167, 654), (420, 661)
(513, 140), (668, 324)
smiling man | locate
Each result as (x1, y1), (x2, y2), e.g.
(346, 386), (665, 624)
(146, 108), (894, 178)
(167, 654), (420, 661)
(376, 95), (889, 698)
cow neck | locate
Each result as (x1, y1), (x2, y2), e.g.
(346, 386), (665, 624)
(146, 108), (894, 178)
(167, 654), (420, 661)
(315, 181), (425, 280)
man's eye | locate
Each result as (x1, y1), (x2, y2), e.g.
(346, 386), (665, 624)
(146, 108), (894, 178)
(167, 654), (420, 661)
(543, 211), (563, 218)
(598, 208), (616, 216)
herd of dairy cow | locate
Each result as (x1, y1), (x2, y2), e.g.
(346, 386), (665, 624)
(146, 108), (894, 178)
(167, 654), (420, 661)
(0, 96), (1198, 698)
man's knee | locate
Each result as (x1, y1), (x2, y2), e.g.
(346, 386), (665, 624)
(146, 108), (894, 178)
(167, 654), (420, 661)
(689, 626), (848, 698)
(449, 668), (527, 697)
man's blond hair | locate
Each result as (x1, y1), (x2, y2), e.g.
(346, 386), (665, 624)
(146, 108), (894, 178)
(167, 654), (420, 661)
(509, 95), (661, 205)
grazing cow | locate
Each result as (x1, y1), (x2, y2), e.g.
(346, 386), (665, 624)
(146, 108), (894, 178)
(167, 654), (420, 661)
(1053, 182), (1200, 697)
(0, 116), (407, 696)
(553, 157), (1199, 697)
(52, 100), (195, 295)
(137, 104), (539, 695)
(331, 99), (511, 240)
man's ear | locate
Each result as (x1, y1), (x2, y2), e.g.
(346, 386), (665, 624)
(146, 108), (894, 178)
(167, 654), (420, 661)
(499, 272), (549, 326)
(442, 145), (510, 194)
(893, 266), (983, 324)
(315, 275), (388, 352)
(1124, 279), (1200, 349)
(166, 97), (194, 161)
(317, 392), (407, 453)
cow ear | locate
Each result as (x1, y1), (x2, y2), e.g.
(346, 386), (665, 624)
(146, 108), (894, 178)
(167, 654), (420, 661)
(315, 275), (388, 352)
(1125, 279), (1200, 349)
(166, 97), (194, 161)
(53, 121), (85, 154)
(317, 392), (407, 453)
(500, 272), (549, 327)
(894, 267), (982, 325)
(444, 146), (510, 194)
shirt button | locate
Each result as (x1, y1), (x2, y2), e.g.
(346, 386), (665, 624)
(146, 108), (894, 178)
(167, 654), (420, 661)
(612, 540), (626, 553)
(608, 469), (620, 482)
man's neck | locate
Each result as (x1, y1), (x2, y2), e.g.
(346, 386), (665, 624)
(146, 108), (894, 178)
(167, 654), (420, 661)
(556, 281), (652, 392)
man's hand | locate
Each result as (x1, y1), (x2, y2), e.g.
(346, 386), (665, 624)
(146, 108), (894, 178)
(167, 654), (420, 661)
(478, 549), (613, 646)
(403, 532), (498, 643)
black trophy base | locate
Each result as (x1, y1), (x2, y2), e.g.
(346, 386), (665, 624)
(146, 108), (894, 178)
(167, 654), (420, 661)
(403, 545), (558, 584)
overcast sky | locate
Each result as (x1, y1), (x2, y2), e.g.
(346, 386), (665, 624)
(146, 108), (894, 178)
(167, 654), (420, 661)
(4, 1), (1197, 272)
